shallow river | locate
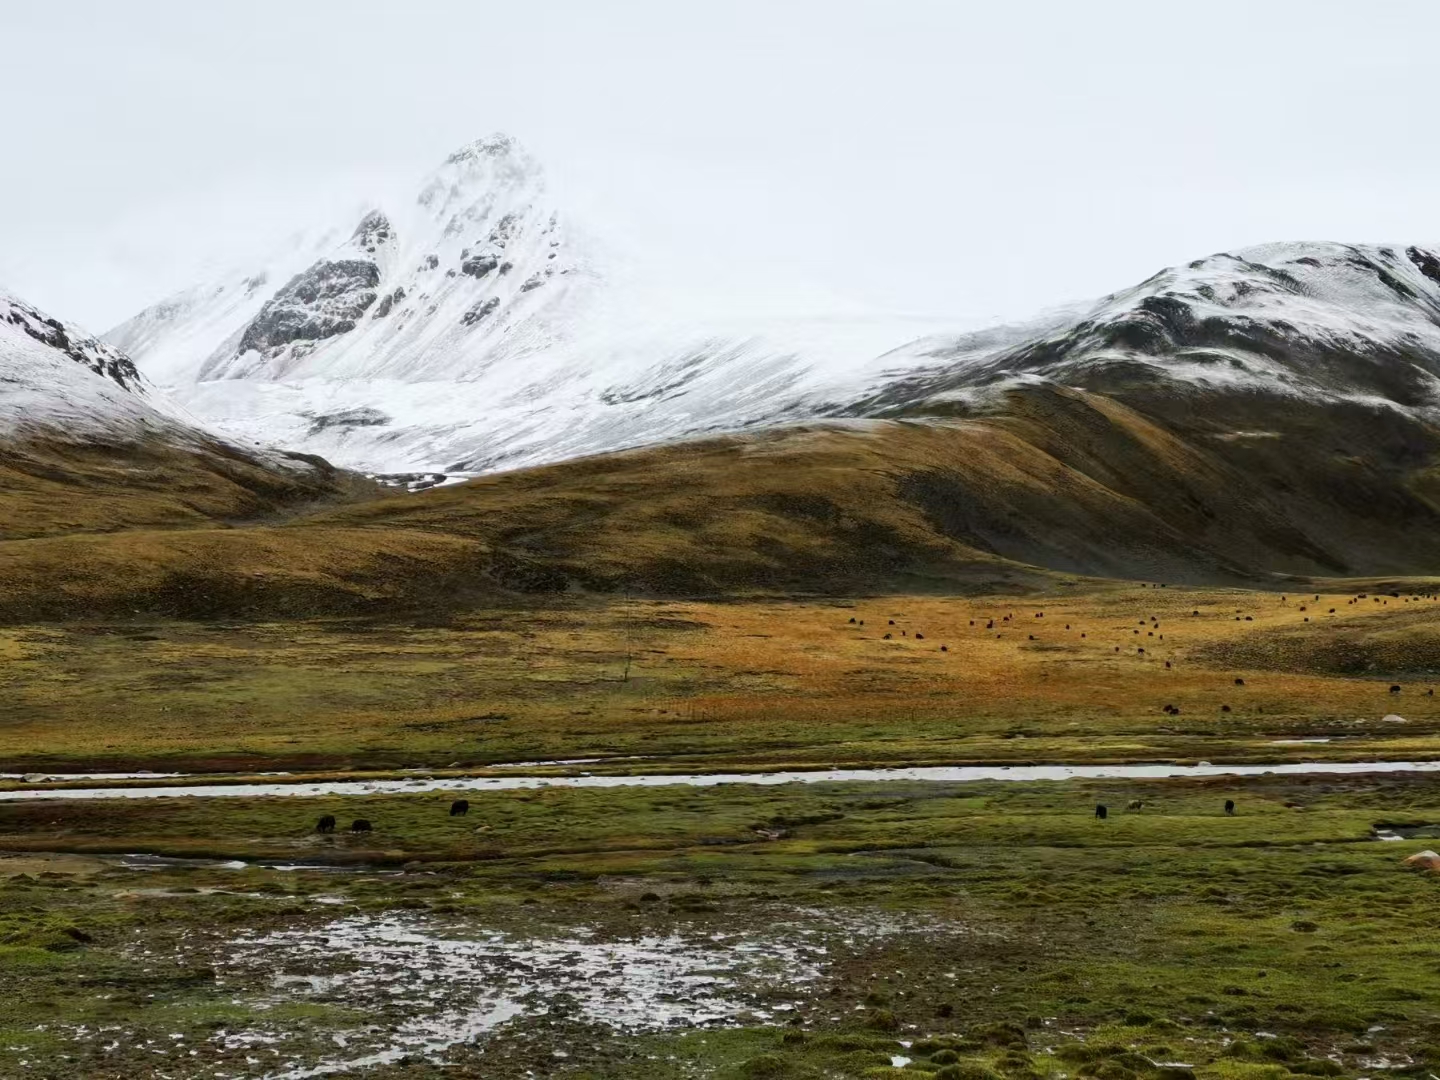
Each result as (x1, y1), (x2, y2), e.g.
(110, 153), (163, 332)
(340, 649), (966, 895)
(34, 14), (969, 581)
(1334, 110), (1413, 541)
(2, 759), (1439, 800)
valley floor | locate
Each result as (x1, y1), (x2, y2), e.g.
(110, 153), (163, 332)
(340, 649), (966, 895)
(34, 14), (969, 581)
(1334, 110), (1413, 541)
(2, 582), (1439, 1078)
(0, 770), (1438, 1079)
(2, 583), (1439, 776)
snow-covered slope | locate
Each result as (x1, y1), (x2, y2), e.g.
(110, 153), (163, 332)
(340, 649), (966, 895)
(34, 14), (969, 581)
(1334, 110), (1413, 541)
(2, 284), (348, 473)
(108, 132), (1440, 477)
(860, 241), (1440, 415)
(0, 287), (180, 440)
(0, 286), (376, 544)
(108, 135), (955, 475)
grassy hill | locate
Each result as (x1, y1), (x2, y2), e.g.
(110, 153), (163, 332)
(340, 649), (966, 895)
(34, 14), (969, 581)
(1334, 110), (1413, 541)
(4, 383), (1440, 621)
(0, 431), (374, 542)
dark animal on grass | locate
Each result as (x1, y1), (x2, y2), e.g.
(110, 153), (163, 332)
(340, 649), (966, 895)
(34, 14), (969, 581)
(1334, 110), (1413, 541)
(450, 800), (470, 817)
(1224, 800), (1235, 816)
(1235, 678), (1245, 686)
(1390, 685), (1402, 694)
(1095, 804), (1108, 820)
(915, 633), (924, 640)
(316, 815), (336, 834)
(350, 819), (373, 833)
(1127, 799), (1143, 811)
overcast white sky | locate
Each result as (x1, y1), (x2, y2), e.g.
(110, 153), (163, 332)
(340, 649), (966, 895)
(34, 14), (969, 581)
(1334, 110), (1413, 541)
(1, 0), (1437, 332)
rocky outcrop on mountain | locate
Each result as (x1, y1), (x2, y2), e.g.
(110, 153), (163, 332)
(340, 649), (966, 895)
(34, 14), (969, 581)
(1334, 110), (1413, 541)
(236, 259), (382, 356)
(3, 292), (144, 393)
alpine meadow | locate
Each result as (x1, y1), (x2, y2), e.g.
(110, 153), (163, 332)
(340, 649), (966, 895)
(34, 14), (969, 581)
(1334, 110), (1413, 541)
(3, 4), (1440, 1079)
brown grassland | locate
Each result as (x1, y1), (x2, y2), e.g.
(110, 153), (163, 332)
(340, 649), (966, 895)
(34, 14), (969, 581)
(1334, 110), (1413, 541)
(3, 582), (1439, 775)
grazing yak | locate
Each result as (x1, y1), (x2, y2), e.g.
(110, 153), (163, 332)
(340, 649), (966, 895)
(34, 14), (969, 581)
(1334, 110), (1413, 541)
(1095, 804), (1108, 820)
(1127, 799), (1143, 811)
(316, 815), (336, 834)
(350, 819), (374, 833)
(1224, 800), (1236, 816)
(450, 799), (470, 817)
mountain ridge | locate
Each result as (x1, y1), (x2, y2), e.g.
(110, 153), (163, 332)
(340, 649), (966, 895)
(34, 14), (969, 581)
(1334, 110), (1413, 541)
(108, 141), (1440, 479)
(0, 287), (372, 541)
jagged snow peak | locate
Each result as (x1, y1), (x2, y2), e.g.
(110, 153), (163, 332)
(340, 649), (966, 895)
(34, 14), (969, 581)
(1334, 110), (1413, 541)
(107, 134), (962, 474)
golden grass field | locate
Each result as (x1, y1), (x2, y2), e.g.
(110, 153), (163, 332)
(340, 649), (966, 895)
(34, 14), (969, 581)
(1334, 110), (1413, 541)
(3, 581), (1438, 774)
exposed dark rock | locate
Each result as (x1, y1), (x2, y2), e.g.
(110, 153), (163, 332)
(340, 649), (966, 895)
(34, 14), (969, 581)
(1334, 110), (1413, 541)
(372, 287), (406, 319)
(352, 211), (393, 254)
(461, 253), (499, 279)
(303, 406), (391, 436)
(1407, 246), (1440, 286)
(461, 297), (500, 326)
(238, 260), (380, 353)
(2, 297), (144, 392)
(520, 274), (545, 292)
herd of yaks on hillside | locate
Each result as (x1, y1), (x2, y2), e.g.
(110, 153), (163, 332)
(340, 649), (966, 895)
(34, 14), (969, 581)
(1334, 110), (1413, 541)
(306, 591), (1439, 837)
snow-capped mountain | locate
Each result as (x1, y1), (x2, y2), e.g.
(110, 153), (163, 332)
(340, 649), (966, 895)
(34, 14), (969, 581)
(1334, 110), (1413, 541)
(858, 241), (1440, 416)
(108, 135), (954, 475)
(1, 287), (177, 439)
(0, 286), (355, 538)
(109, 132), (1440, 479)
